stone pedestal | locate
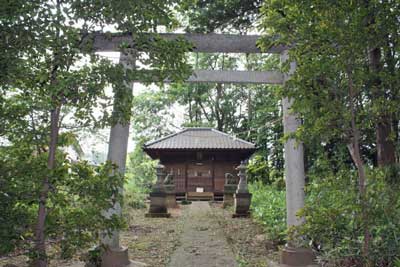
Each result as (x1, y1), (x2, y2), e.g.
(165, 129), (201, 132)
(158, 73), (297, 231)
(280, 246), (315, 266)
(101, 246), (130, 267)
(223, 184), (237, 208)
(101, 246), (147, 267)
(164, 185), (177, 208)
(233, 192), (252, 218)
(146, 192), (170, 218)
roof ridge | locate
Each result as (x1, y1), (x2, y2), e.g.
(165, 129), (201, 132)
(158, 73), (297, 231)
(143, 127), (256, 150)
(183, 127), (212, 130)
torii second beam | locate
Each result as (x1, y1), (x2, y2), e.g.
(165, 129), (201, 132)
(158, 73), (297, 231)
(134, 70), (284, 84)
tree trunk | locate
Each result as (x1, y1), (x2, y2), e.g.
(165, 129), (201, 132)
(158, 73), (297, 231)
(247, 88), (252, 138)
(346, 69), (369, 266)
(215, 83), (223, 131)
(368, 32), (396, 167)
(188, 99), (193, 123)
(34, 105), (61, 267)
(376, 116), (396, 166)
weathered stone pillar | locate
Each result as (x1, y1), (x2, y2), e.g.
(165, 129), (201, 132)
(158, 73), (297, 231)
(280, 50), (315, 266)
(164, 175), (177, 209)
(233, 162), (252, 218)
(101, 51), (146, 267)
(223, 174), (236, 208)
(165, 186), (177, 208)
(146, 164), (171, 217)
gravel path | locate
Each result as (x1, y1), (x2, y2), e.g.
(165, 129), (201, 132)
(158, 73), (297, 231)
(167, 202), (238, 267)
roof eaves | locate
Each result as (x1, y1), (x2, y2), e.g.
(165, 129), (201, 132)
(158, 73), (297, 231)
(141, 147), (257, 151)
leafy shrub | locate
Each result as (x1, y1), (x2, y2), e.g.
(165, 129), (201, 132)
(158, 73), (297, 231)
(247, 154), (284, 189)
(81, 246), (102, 267)
(124, 141), (157, 209)
(124, 179), (149, 209)
(296, 168), (400, 267)
(46, 160), (126, 259)
(249, 181), (286, 244)
(0, 146), (43, 255)
(0, 145), (125, 260)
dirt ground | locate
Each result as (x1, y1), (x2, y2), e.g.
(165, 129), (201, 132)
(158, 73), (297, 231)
(210, 202), (281, 267)
(0, 202), (280, 267)
(121, 204), (186, 266)
(167, 201), (238, 267)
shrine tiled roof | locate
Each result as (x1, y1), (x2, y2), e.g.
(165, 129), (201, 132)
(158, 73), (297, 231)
(143, 128), (256, 151)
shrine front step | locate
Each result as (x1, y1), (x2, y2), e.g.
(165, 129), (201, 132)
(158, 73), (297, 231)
(186, 192), (214, 201)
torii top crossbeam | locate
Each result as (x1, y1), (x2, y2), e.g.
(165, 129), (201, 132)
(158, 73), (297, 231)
(88, 32), (286, 54)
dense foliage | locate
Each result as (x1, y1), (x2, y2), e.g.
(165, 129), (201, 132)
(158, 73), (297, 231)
(1, 1), (190, 266)
(249, 182), (286, 244)
(258, 1), (400, 266)
(124, 139), (157, 209)
(298, 167), (400, 266)
(0, 145), (124, 258)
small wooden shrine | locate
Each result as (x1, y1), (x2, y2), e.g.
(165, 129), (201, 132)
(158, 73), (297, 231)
(142, 128), (256, 200)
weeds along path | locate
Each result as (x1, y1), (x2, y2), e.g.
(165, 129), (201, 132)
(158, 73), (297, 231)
(167, 201), (238, 267)
(121, 206), (186, 267)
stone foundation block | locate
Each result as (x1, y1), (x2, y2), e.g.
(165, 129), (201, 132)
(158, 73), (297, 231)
(223, 184), (237, 208)
(233, 192), (252, 218)
(101, 246), (129, 267)
(223, 193), (234, 207)
(280, 246), (315, 266)
(146, 192), (170, 218)
(165, 193), (177, 208)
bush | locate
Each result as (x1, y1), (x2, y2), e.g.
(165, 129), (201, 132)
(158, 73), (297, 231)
(0, 145), (126, 261)
(124, 141), (157, 210)
(124, 179), (148, 209)
(0, 146), (41, 255)
(47, 160), (126, 259)
(296, 168), (400, 267)
(247, 154), (284, 188)
(249, 181), (286, 244)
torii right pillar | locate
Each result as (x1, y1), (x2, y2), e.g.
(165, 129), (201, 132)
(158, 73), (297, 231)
(280, 50), (315, 266)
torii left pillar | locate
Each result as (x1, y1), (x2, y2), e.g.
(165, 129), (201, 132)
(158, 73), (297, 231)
(101, 51), (145, 267)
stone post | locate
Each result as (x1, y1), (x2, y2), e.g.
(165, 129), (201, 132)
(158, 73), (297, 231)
(153, 164), (166, 193)
(233, 161), (252, 218)
(223, 174), (236, 208)
(280, 50), (315, 266)
(100, 51), (145, 267)
(146, 164), (171, 217)
(164, 174), (177, 208)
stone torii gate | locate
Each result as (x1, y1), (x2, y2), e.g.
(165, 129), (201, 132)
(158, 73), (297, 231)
(94, 33), (310, 267)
